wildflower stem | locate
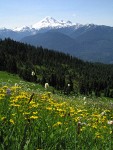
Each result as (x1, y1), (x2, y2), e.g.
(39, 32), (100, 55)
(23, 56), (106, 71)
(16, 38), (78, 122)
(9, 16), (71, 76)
(28, 93), (34, 104)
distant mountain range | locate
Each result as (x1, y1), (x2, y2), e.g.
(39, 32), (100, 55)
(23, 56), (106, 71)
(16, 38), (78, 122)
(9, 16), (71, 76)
(0, 16), (113, 64)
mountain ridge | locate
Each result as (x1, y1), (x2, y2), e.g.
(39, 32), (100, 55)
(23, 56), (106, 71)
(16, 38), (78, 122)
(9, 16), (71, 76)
(0, 16), (113, 63)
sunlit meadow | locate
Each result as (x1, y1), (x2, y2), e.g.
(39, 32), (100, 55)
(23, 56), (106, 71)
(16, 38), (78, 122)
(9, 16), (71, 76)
(0, 73), (113, 149)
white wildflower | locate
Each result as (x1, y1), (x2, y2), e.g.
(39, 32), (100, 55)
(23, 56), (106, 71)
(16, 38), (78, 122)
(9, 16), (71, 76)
(31, 71), (35, 76)
(45, 83), (49, 89)
(83, 97), (86, 100)
(107, 120), (113, 125)
(101, 111), (106, 116)
(15, 83), (18, 86)
(68, 84), (70, 87)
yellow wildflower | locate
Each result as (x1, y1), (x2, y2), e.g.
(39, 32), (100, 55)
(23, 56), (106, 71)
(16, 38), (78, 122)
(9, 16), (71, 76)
(33, 112), (38, 115)
(1, 117), (6, 121)
(10, 119), (14, 124)
(53, 122), (62, 127)
(10, 104), (20, 107)
(95, 132), (103, 139)
(46, 107), (53, 110)
(30, 116), (39, 119)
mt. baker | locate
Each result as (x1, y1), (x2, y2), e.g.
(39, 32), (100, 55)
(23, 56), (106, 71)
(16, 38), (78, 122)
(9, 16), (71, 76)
(0, 16), (113, 63)
(14, 16), (75, 31)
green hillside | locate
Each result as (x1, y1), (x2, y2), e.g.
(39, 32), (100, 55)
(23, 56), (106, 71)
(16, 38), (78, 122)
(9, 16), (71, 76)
(0, 71), (113, 149)
(1, 38), (113, 98)
(0, 71), (20, 83)
(0, 71), (46, 92)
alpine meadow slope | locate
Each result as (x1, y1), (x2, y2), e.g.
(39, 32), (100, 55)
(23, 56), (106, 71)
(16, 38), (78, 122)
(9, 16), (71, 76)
(0, 71), (113, 150)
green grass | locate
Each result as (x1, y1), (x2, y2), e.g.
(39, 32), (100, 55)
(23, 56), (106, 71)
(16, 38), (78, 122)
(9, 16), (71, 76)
(0, 71), (45, 91)
(0, 71), (20, 83)
(0, 71), (113, 150)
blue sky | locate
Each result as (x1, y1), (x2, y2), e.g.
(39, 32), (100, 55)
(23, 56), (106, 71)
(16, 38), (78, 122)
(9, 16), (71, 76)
(0, 0), (113, 28)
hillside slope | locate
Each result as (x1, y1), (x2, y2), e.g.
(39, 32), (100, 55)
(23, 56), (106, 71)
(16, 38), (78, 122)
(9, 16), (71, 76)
(1, 39), (113, 97)
(21, 25), (113, 63)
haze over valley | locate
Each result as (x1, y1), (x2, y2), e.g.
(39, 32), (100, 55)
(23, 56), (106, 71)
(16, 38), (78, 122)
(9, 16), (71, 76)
(0, 16), (113, 63)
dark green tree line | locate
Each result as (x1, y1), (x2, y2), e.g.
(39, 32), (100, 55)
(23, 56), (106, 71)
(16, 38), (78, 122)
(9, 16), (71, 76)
(1, 38), (113, 97)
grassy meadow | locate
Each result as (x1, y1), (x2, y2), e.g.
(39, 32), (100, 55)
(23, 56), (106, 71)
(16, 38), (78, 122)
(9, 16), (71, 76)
(0, 71), (113, 150)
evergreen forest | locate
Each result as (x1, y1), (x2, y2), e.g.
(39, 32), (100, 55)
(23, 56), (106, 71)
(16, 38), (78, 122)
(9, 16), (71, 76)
(0, 38), (113, 97)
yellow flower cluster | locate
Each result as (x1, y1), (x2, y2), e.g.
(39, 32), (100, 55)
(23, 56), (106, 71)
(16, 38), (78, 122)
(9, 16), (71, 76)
(0, 84), (113, 145)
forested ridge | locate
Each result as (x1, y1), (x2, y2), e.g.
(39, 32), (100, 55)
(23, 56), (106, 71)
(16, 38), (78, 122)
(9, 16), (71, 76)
(0, 38), (113, 97)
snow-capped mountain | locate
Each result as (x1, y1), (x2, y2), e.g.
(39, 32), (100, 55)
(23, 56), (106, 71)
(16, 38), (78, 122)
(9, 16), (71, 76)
(0, 16), (80, 40)
(0, 16), (92, 34)
(0, 16), (102, 42)
(32, 16), (74, 29)
(1, 16), (113, 63)
(13, 26), (32, 32)
(12, 16), (76, 32)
